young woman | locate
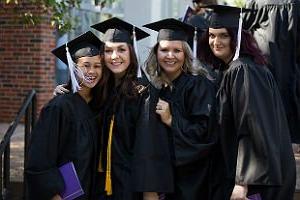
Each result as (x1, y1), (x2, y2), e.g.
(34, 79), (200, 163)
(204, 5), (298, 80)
(142, 18), (216, 200)
(199, 5), (296, 200)
(25, 31), (109, 200)
(92, 18), (170, 200)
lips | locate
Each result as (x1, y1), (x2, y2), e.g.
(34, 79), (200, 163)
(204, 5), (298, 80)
(164, 60), (176, 65)
(111, 60), (123, 66)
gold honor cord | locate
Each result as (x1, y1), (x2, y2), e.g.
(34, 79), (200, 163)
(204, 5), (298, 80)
(105, 115), (115, 195)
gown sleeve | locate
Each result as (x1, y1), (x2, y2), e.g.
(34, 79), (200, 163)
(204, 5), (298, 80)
(25, 103), (67, 200)
(170, 77), (215, 166)
(221, 63), (283, 186)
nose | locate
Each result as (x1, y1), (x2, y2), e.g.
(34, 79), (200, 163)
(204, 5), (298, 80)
(213, 36), (221, 46)
(111, 50), (119, 59)
(167, 51), (174, 58)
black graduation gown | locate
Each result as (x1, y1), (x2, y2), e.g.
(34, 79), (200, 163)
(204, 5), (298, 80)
(99, 86), (144, 200)
(25, 93), (100, 200)
(216, 56), (296, 200)
(131, 76), (174, 193)
(99, 79), (175, 200)
(155, 73), (215, 200)
(243, 0), (300, 143)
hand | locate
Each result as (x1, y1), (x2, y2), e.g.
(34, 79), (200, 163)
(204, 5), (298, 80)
(51, 194), (62, 200)
(155, 98), (172, 127)
(143, 192), (159, 200)
(230, 184), (248, 200)
(53, 84), (69, 96)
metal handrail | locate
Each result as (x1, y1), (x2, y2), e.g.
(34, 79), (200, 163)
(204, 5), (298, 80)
(0, 89), (37, 199)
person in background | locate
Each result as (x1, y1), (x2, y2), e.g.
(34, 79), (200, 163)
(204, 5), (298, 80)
(25, 31), (109, 200)
(199, 5), (296, 200)
(142, 18), (216, 200)
(243, 0), (300, 144)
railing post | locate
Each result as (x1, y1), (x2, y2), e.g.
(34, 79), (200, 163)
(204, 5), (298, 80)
(0, 89), (37, 200)
(3, 142), (10, 200)
(0, 155), (3, 200)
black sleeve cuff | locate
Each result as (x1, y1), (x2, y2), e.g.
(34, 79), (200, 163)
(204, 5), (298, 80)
(25, 167), (65, 200)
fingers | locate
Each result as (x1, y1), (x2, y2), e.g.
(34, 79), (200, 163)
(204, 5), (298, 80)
(156, 98), (168, 110)
(53, 84), (70, 96)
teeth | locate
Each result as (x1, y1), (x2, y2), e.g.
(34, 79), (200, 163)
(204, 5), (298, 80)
(85, 76), (96, 82)
(112, 60), (122, 65)
(165, 61), (175, 65)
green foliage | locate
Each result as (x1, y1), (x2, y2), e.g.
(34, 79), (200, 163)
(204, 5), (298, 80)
(233, 0), (246, 7)
(222, 0), (246, 7)
(3, 0), (116, 33)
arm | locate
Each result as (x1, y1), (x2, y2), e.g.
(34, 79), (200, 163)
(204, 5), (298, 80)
(25, 104), (68, 199)
(225, 63), (282, 188)
(158, 77), (215, 166)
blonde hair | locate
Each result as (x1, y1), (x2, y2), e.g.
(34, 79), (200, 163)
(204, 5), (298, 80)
(144, 41), (207, 89)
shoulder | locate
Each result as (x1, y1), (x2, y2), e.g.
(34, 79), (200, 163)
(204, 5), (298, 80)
(43, 93), (77, 114)
(185, 73), (213, 89)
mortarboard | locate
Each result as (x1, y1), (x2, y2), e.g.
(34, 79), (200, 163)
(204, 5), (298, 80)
(90, 17), (149, 43)
(202, 4), (252, 29)
(52, 31), (103, 65)
(52, 31), (103, 93)
(143, 18), (196, 42)
(203, 5), (252, 61)
(91, 17), (149, 77)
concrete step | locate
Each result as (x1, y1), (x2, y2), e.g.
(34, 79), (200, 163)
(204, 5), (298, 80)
(4, 182), (23, 200)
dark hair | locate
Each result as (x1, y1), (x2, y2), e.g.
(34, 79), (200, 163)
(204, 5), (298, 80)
(66, 54), (111, 111)
(90, 63), (111, 111)
(199, 28), (267, 69)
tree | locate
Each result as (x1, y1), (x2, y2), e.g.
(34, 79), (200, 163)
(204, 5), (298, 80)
(2, 0), (116, 33)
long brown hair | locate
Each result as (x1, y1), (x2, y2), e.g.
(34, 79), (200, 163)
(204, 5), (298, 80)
(101, 43), (140, 103)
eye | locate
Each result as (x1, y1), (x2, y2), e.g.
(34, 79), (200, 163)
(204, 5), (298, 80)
(83, 63), (91, 68)
(119, 48), (127, 52)
(95, 64), (102, 68)
(104, 49), (113, 53)
(209, 33), (215, 39)
(174, 49), (182, 53)
(159, 48), (168, 52)
(220, 33), (230, 38)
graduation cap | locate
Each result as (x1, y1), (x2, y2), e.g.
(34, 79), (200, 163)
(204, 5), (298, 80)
(202, 4), (251, 29)
(143, 18), (199, 65)
(52, 31), (103, 93)
(91, 17), (149, 77)
(143, 18), (196, 42)
(91, 17), (149, 43)
(203, 5), (252, 61)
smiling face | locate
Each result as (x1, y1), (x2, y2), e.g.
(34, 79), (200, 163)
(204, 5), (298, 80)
(104, 41), (131, 79)
(157, 40), (185, 81)
(76, 55), (102, 90)
(208, 28), (234, 63)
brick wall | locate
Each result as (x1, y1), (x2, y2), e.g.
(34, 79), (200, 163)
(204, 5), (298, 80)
(0, 2), (56, 122)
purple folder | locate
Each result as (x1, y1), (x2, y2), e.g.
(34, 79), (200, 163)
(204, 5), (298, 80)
(59, 162), (84, 200)
(248, 193), (262, 200)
